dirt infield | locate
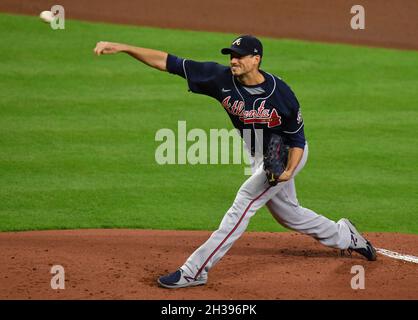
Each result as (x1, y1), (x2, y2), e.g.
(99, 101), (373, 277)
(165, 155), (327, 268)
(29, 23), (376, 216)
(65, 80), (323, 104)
(1, 0), (417, 50)
(0, 230), (417, 299)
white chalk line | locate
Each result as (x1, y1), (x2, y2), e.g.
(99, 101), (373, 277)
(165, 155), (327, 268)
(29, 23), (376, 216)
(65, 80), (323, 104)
(376, 248), (418, 264)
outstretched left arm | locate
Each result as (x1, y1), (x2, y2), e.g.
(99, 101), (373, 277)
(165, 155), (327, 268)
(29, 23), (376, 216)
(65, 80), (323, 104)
(93, 41), (168, 71)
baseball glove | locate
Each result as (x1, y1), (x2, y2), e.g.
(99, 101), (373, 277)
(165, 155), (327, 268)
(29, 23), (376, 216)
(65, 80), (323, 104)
(263, 133), (289, 186)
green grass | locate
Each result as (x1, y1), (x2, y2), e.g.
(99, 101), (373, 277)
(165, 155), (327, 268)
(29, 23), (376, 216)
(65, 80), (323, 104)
(0, 13), (417, 233)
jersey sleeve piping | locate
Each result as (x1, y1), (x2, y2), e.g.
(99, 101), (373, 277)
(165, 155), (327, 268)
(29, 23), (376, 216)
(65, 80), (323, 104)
(283, 122), (304, 134)
(182, 59), (193, 92)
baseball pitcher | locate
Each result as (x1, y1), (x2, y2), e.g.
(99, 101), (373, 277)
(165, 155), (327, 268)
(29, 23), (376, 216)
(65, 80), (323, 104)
(94, 35), (377, 289)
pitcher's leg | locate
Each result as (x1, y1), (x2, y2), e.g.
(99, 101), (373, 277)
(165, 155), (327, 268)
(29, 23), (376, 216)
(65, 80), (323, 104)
(266, 180), (351, 249)
(181, 165), (287, 280)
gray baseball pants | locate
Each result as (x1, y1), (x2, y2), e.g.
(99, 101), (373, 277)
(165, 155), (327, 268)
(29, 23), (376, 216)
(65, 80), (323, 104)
(181, 142), (351, 280)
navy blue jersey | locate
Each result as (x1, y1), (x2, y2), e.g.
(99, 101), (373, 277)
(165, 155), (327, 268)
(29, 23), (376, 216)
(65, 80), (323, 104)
(166, 54), (306, 153)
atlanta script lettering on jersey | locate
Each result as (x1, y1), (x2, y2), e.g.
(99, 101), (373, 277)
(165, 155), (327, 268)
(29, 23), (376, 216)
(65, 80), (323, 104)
(221, 96), (281, 128)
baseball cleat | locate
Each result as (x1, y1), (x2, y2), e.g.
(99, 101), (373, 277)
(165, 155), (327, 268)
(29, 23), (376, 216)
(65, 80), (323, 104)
(341, 218), (377, 261)
(157, 269), (207, 289)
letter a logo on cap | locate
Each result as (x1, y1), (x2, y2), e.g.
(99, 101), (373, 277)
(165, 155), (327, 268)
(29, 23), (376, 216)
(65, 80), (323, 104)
(232, 38), (242, 46)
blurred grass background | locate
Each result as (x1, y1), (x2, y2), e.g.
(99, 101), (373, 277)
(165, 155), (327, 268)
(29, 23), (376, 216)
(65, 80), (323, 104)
(0, 13), (417, 233)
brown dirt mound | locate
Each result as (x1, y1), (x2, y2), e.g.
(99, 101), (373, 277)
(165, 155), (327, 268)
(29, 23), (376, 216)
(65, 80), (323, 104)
(0, 0), (417, 50)
(0, 229), (417, 299)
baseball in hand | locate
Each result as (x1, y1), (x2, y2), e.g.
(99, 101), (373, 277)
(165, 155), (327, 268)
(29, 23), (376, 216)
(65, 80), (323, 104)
(39, 10), (54, 23)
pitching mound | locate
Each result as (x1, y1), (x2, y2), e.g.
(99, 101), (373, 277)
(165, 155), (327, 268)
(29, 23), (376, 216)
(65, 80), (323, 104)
(0, 229), (417, 299)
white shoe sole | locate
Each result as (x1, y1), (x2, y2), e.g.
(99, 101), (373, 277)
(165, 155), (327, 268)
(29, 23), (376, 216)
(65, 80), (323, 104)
(157, 278), (207, 289)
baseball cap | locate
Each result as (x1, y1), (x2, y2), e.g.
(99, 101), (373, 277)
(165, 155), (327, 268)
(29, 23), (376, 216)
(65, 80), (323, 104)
(221, 35), (263, 57)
